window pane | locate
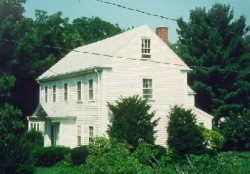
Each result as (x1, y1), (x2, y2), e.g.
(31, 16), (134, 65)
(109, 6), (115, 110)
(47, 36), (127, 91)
(64, 83), (68, 101)
(89, 80), (93, 100)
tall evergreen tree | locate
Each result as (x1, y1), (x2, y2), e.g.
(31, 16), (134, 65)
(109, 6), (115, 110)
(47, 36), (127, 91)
(175, 3), (250, 122)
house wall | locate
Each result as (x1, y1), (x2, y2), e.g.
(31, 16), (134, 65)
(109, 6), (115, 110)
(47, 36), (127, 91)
(101, 58), (188, 146)
(39, 72), (101, 146)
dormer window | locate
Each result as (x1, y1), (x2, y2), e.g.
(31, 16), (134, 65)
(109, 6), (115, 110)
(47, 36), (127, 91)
(142, 38), (151, 58)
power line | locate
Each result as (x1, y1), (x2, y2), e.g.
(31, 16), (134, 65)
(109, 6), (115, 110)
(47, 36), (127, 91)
(0, 38), (247, 74)
(96, 0), (177, 22)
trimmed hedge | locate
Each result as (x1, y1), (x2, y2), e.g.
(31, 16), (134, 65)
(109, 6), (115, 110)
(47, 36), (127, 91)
(32, 146), (71, 167)
(71, 146), (89, 165)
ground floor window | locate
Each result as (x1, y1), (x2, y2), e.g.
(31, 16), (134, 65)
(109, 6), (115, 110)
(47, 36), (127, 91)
(77, 125), (82, 146)
(89, 126), (94, 142)
(30, 122), (40, 131)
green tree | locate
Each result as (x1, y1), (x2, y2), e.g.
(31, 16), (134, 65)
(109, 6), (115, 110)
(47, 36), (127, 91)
(107, 95), (158, 149)
(175, 3), (250, 123)
(221, 109), (250, 151)
(0, 104), (33, 174)
(167, 106), (205, 159)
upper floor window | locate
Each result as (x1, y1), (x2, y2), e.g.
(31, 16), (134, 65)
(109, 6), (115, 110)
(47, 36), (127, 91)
(64, 83), (68, 101)
(45, 86), (48, 103)
(77, 81), (82, 101)
(89, 79), (94, 100)
(143, 79), (153, 99)
(142, 38), (151, 58)
(30, 122), (40, 131)
(53, 85), (56, 102)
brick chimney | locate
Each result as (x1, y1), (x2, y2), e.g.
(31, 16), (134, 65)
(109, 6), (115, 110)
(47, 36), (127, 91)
(156, 27), (168, 45)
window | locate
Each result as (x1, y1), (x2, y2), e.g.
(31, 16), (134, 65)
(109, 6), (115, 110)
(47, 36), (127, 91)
(30, 122), (40, 131)
(64, 83), (68, 101)
(143, 79), (153, 99)
(53, 85), (56, 102)
(199, 122), (205, 127)
(77, 125), (81, 146)
(77, 81), (82, 101)
(89, 79), (94, 100)
(89, 126), (94, 142)
(142, 38), (151, 58)
(45, 86), (48, 103)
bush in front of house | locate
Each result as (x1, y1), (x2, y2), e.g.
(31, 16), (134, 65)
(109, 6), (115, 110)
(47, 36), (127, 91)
(32, 146), (71, 167)
(167, 106), (205, 160)
(71, 145), (89, 165)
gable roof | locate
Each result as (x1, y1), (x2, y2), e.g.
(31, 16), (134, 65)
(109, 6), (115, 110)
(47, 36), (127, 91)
(38, 24), (190, 81)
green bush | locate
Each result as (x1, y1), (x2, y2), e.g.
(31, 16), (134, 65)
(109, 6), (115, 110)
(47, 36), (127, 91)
(107, 95), (158, 149)
(199, 126), (224, 154)
(71, 146), (89, 165)
(167, 106), (205, 160)
(32, 146), (70, 167)
(133, 142), (166, 168)
(84, 139), (152, 174)
(23, 130), (44, 149)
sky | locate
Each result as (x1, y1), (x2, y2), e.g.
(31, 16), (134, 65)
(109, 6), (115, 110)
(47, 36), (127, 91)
(24, 0), (250, 43)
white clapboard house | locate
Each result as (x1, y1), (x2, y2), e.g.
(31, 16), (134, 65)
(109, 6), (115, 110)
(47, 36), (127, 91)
(27, 25), (213, 147)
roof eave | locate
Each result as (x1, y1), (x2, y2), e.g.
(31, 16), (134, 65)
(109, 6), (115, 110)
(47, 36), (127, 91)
(37, 66), (111, 82)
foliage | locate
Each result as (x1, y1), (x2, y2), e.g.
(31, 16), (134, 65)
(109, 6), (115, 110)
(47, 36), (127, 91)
(199, 126), (224, 153)
(221, 109), (250, 151)
(167, 106), (205, 159)
(107, 95), (158, 149)
(31, 146), (70, 167)
(0, 103), (34, 174)
(84, 139), (153, 174)
(132, 141), (166, 168)
(23, 129), (44, 149)
(71, 146), (89, 165)
(175, 3), (250, 123)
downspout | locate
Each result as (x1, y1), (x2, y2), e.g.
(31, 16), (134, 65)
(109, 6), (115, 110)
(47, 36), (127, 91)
(95, 69), (101, 135)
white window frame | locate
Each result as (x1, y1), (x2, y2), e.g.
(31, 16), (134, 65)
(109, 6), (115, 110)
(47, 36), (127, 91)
(141, 38), (151, 59)
(30, 122), (40, 131)
(53, 85), (56, 102)
(88, 79), (94, 100)
(77, 125), (82, 146)
(89, 126), (94, 143)
(64, 83), (68, 102)
(45, 86), (48, 103)
(143, 78), (153, 99)
(77, 81), (82, 102)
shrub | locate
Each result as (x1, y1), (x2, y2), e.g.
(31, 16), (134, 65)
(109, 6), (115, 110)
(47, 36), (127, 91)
(107, 95), (158, 149)
(133, 141), (166, 168)
(221, 109), (250, 151)
(32, 146), (70, 167)
(84, 139), (152, 174)
(199, 126), (224, 154)
(71, 146), (89, 165)
(167, 106), (205, 159)
(23, 130), (44, 149)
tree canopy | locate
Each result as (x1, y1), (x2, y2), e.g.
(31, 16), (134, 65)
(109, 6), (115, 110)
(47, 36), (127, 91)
(175, 3), (250, 122)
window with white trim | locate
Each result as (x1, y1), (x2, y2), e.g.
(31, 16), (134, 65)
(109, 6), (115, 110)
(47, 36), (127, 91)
(30, 122), (40, 131)
(142, 38), (151, 58)
(53, 85), (56, 102)
(45, 86), (48, 103)
(143, 79), (153, 99)
(77, 125), (81, 146)
(89, 126), (94, 142)
(64, 83), (68, 101)
(77, 81), (82, 101)
(89, 79), (94, 100)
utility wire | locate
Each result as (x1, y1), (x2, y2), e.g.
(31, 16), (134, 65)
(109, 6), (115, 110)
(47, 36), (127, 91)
(0, 38), (246, 74)
(96, 0), (177, 22)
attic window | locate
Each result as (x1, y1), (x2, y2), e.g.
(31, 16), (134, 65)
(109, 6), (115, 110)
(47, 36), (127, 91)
(142, 38), (151, 58)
